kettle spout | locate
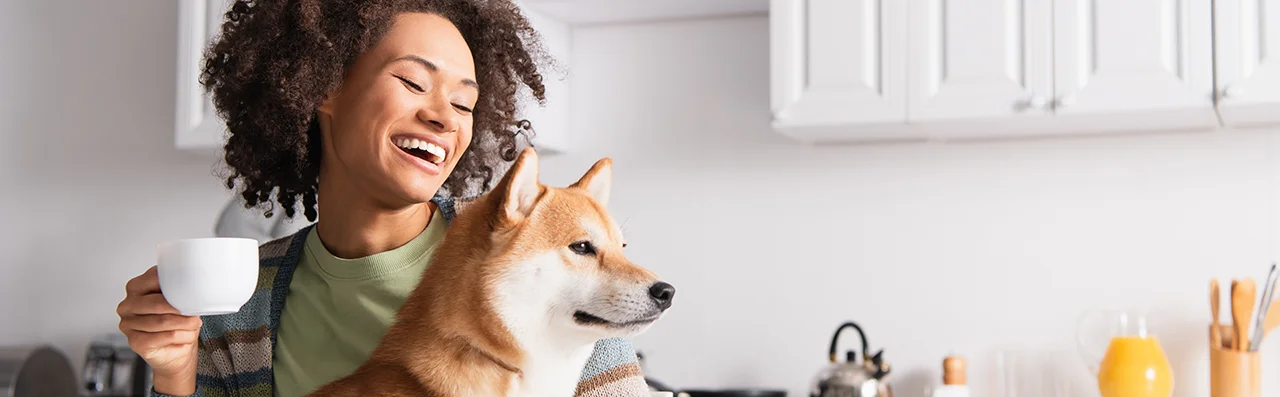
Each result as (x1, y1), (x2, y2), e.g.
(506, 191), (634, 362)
(869, 349), (890, 379)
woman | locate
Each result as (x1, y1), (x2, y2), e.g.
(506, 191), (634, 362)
(114, 1), (650, 396)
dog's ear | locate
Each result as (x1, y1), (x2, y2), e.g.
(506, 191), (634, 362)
(571, 157), (612, 206)
(495, 147), (541, 223)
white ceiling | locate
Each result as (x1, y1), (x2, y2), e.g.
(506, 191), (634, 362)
(521, 0), (769, 25)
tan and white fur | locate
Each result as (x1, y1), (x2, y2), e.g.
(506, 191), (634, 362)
(308, 148), (674, 397)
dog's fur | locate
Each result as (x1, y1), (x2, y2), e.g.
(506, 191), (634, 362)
(307, 148), (672, 397)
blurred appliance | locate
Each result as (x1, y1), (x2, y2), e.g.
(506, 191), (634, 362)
(83, 333), (151, 397)
(215, 193), (310, 243)
(637, 351), (788, 397)
(0, 344), (78, 397)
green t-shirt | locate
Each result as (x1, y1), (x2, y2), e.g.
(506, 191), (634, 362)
(272, 210), (446, 396)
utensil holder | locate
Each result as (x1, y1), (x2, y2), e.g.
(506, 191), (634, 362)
(1209, 331), (1261, 397)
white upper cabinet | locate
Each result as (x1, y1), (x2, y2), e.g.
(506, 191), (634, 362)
(770, 0), (914, 143)
(174, 0), (233, 156)
(907, 0), (1053, 125)
(1215, 0), (1280, 128)
(1051, 0), (1217, 132)
(772, 0), (1241, 143)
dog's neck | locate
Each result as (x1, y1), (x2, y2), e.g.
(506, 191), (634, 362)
(382, 252), (601, 396)
(490, 253), (603, 396)
(507, 324), (600, 396)
(376, 304), (521, 396)
(394, 292), (598, 397)
(466, 340), (522, 376)
(375, 199), (609, 396)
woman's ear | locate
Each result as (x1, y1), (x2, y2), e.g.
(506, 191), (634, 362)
(317, 90), (341, 116)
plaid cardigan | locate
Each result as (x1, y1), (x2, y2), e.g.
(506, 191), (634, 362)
(153, 196), (651, 397)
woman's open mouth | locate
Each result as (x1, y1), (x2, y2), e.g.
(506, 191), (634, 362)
(394, 137), (447, 166)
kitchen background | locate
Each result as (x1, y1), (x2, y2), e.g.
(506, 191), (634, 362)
(2, 0), (1279, 396)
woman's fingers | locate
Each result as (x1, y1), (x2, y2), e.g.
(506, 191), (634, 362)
(117, 293), (181, 316)
(122, 313), (202, 333)
(125, 330), (200, 354)
(125, 266), (161, 296)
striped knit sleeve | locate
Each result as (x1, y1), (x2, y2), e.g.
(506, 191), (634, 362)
(574, 338), (651, 397)
(149, 387), (203, 397)
(433, 194), (479, 225)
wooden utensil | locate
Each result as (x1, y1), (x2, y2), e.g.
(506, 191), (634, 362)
(1231, 279), (1256, 351)
(1261, 297), (1280, 347)
(1212, 279), (1222, 348)
(1220, 324), (1236, 349)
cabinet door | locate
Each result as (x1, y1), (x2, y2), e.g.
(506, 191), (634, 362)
(770, 0), (912, 142)
(1052, 0), (1217, 132)
(175, 0), (234, 153)
(907, 0), (1054, 133)
(1215, 0), (1280, 128)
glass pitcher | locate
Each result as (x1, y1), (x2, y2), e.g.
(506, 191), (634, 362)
(1076, 310), (1174, 397)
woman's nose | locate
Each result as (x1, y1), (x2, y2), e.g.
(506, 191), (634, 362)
(418, 95), (460, 133)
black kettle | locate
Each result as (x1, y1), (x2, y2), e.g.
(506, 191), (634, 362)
(808, 321), (892, 397)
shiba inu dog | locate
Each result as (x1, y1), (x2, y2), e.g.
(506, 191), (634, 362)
(308, 148), (675, 397)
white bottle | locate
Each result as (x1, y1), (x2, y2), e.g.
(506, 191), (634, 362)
(931, 355), (970, 397)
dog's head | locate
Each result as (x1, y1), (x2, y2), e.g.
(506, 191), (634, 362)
(474, 148), (673, 342)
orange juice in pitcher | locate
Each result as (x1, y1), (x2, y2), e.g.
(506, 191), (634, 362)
(1078, 311), (1174, 397)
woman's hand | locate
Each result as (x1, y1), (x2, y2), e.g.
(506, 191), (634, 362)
(117, 266), (202, 395)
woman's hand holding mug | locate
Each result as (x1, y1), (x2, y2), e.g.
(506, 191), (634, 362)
(117, 265), (202, 395)
(116, 237), (259, 395)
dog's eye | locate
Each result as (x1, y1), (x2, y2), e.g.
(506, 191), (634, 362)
(569, 241), (596, 255)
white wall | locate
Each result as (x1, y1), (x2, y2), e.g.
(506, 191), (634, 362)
(536, 16), (1280, 397)
(0, 0), (232, 375)
(5, 3), (1280, 397)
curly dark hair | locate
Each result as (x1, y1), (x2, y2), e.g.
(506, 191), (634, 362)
(202, 0), (548, 222)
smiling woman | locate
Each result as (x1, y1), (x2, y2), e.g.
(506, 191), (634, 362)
(205, 2), (541, 222)
(113, 1), (654, 397)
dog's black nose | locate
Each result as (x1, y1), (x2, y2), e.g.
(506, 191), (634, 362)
(648, 282), (675, 310)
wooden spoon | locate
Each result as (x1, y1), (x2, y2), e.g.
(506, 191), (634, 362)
(1211, 279), (1222, 348)
(1231, 279), (1256, 351)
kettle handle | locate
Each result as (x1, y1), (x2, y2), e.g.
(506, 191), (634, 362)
(827, 321), (870, 363)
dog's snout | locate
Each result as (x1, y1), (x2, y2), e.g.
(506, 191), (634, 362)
(648, 282), (675, 310)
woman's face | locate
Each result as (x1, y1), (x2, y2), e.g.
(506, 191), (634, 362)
(317, 12), (477, 207)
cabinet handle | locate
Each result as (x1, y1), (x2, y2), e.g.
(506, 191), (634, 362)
(1029, 96), (1049, 109)
(1223, 85), (1244, 99)
(1054, 95), (1076, 109)
(1015, 95), (1051, 111)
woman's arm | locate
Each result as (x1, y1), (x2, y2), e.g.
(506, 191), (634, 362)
(575, 338), (651, 397)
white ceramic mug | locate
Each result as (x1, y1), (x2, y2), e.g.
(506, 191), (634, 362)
(157, 237), (259, 316)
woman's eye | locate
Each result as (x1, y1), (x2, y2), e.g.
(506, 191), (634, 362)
(394, 75), (424, 92)
(453, 104), (473, 113)
(568, 241), (596, 255)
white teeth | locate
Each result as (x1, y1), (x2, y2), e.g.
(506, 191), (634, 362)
(392, 137), (447, 165)
(424, 143), (446, 162)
